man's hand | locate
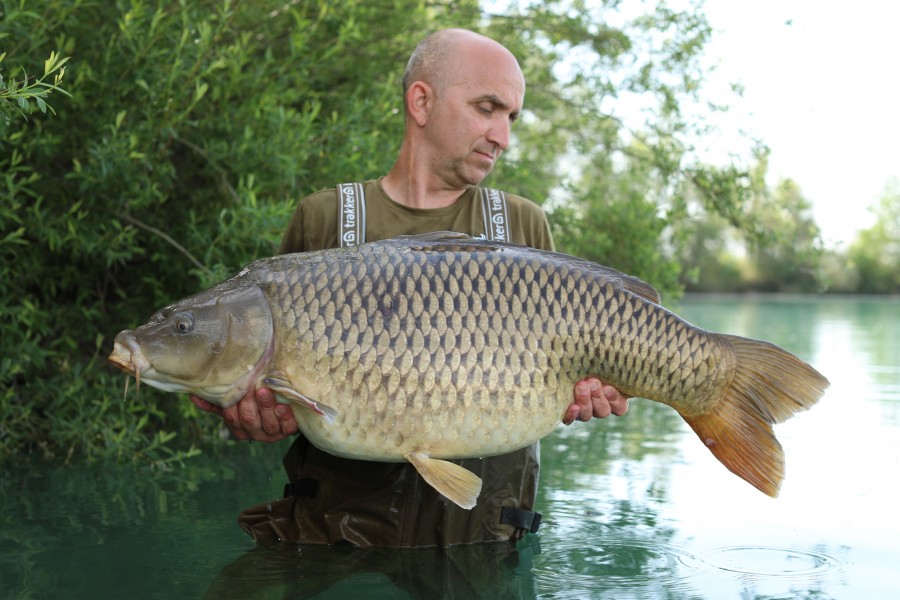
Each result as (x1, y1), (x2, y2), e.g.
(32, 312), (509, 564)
(190, 388), (298, 442)
(563, 377), (630, 425)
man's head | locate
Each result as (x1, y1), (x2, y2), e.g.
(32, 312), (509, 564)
(400, 29), (526, 188)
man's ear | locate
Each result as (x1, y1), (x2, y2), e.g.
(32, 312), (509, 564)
(406, 81), (433, 127)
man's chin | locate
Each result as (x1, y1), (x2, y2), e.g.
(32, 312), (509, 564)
(463, 164), (494, 186)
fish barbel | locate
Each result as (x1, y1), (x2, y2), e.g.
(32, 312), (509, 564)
(108, 232), (829, 508)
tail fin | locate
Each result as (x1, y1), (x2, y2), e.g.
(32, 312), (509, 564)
(680, 335), (829, 497)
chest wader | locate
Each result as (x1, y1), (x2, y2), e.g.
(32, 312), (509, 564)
(237, 184), (543, 547)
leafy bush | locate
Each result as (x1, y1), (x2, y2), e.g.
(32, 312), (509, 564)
(0, 0), (444, 463)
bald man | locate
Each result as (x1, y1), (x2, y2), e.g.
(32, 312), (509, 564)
(193, 29), (629, 547)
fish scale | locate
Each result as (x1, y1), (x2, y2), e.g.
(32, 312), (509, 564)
(109, 232), (828, 509)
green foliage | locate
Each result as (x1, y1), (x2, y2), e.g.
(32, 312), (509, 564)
(675, 153), (829, 293)
(671, 211), (745, 293)
(0, 0), (459, 464)
(742, 178), (825, 292)
(550, 141), (685, 298)
(847, 179), (900, 293)
(0, 50), (70, 118)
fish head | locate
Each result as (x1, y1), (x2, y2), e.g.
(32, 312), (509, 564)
(108, 284), (274, 408)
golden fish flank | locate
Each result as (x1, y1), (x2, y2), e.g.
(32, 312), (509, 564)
(108, 232), (829, 511)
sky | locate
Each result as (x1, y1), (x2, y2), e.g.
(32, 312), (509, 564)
(700, 0), (900, 248)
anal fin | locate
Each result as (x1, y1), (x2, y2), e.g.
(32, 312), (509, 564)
(405, 452), (482, 510)
(262, 377), (338, 423)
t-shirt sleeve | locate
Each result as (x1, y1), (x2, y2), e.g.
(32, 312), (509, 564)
(279, 189), (341, 253)
(532, 210), (555, 252)
(279, 200), (306, 254)
(505, 193), (556, 252)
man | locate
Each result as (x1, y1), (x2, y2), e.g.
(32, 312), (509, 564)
(192, 28), (629, 547)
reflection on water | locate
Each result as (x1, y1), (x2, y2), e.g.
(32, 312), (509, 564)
(203, 539), (540, 599)
(1, 296), (898, 599)
(0, 449), (285, 599)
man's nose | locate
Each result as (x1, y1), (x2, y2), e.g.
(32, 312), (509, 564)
(486, 116), (511, 150)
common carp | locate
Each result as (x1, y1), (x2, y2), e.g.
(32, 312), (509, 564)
(108, 232), (829, 509)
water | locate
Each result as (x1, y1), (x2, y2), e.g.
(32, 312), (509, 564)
(2, 295), (898, 599)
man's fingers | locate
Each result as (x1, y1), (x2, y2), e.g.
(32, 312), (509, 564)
(578, 378), (612, 419)
(222, 405), (248, 440)
(591, 398), (611, 418)
(256, 388), (299, 436)
(573, 381), (593, 422)
(568, 378), (630, 423)
(236, 394), (262, 434)
(562, 404), (581, 425)
(589, 380), (612, 419)
(190, 395), (222, 417)
(254, 388), (282, 436)
(274, 403), (299, 435)
(603, 385), (630, 416)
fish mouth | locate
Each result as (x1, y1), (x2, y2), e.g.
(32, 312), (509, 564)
(107, 332), (150, 386)
(108, 341), (135, 373)
(109, 336), (136, 372)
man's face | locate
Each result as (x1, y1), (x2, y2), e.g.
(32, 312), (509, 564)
(424, 43), (525, 188)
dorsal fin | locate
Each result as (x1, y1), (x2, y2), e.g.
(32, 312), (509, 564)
(619, 272), (661, 304)
(395, 231), (475, 242)
(583, 263), (661, 304)
(388, 232), (662, 304)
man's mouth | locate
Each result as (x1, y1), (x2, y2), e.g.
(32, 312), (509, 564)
(474, 150), (496, 163)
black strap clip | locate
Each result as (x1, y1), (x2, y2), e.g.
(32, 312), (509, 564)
(500, 506), (542, 533)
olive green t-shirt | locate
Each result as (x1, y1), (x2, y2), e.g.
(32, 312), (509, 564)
(279, 179), (555, 254)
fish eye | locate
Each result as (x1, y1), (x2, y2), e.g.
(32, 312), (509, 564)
(173, 312), (194, 334)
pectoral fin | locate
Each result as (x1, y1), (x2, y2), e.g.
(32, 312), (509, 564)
(405, 452), (483, 510)
(262, 377), (338, 423)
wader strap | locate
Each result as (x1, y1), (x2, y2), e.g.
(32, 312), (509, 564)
(337, 182), (366, 247)
(500, 506), (542, 533)
(479, 187), (510, 242)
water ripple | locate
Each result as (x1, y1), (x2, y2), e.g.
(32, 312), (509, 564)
(534, 535), (851, 599)
(701, 544), (847, 579)
(534, 538), (706, 599)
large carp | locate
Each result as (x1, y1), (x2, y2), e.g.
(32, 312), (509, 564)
(108, 233), (828, 509)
